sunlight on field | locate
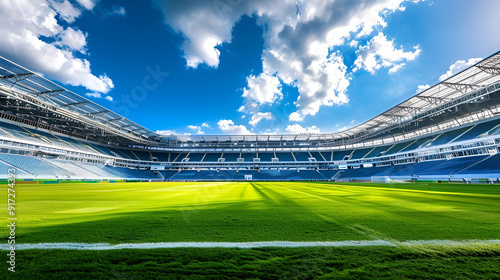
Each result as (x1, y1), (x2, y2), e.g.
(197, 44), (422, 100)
(2, 182), (499, 243)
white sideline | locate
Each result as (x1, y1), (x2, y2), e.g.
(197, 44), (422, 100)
(1, 239), (499, 250)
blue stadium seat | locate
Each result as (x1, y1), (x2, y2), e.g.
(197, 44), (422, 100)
(202, 153), (222, 162)
(457, 154), (500, 174)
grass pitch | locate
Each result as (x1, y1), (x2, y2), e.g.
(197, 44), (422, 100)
(2, 181), (500, 279)
(6, 181), (499, 243)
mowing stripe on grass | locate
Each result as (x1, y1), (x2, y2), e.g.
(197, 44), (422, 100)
(1, 240), (499, 250)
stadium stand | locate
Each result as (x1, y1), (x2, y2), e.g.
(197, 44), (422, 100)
(457, 154), (500, 175)
(0, 52), (499, 182)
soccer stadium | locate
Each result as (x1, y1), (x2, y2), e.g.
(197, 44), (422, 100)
(1, 1), (500, 279)
(0, 50), (499, 278)
(0, 54), (499, 182)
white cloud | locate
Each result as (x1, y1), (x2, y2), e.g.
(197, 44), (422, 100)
(288, 111), (304, 122)
(106, 5), (126, 17)
(241, 73), (282, 113)
(187, 125), (205, 135)
(201, 122), (210, 128)
(105, 96), (113, 101)
(439, 57), (482, 81)
(217, 119), (254, 135)
(50, 0), (82, 23)
(0, 0), (114, 95)
(156, 129), (175, 135)
(416, 84), (430, 94)
(249, 112), (274, 126)
(285, 124), (321, 134)
(260, 129), (278, 135)
(156, 0), (246, 68)
(156, 0), (421, 120)
(155, 129), (190, 136)
(388, 63), (405, 74)
(353, 32), (420, 74)
(86, 92), (101, 98)
(75, 0), (97, 10)
(56, 27), (88, 53)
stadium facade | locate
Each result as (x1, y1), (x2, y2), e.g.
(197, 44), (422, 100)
(0, 52), (499, 183)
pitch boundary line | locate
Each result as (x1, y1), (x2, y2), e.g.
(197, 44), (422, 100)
(1, 240), (499, 250)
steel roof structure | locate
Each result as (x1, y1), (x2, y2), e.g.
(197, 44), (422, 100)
(0, 57), (157, 145)
(165, 51), (500, 146)
(0, 51), (499, 149)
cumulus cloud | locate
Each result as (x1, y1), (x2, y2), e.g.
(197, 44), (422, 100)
(187, 125), (205, 134)
(285, 124), (321, 134)
(156, 129), (175, 135)
(56, 27), (88, 53)
(75, 0), (97, 10)
(105, 96), (113, 101)
(156, 0), (249, 68)
(353, 32), (420, 74)
(85, 92), (101, 98)
(288, 112), (304, 122)
(156, 129), (190, 136)
(439, 57), (482, 81)
(416, 84), (430, 94)
(157, 0), (421, 121)
(249, 112), (273, 126)
(241, 73), (282, 113)
(0, 0), (114, 96)
(218, 119), (253, 135)
(50, 0), (82, 23)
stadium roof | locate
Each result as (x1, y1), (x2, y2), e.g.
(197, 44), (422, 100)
(165, 50), (500, 145)
(344, 51), (500, 138)
(0, 57), (157, 142)
(0, 51), (499, 147)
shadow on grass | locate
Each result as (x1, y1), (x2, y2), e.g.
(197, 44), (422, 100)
(6, 202), (364, 243)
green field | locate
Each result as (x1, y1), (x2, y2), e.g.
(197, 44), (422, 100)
(5, 181), (500, 243)
(2, 181), (500, 279)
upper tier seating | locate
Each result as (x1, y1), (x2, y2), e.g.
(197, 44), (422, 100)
(456, 154), (500, 175)
(363, 146), (391, 158)
(350, 148), (372, 160)
(276, 153), (294, 162)
(201, 153), (220, 162)
(222, 153), (239, 162)
(258, 152), (274, 162)
(333, 150), (352, 161)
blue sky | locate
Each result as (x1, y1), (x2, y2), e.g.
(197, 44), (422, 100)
(1, 0), (499, 135)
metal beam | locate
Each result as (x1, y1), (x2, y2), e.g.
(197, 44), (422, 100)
(61, 101), (90, 108)
(476, 65), (500, 75)
(86, 110), (110, 116)
(36, 89), (65, 97)
(102, 117), (124, 124)
(442, 82), (481, 93)
(397, 106), (422, 115)
(380, 113), (402, 122)
(417, 96), (448, 105)
(0, 73), (34, 82)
